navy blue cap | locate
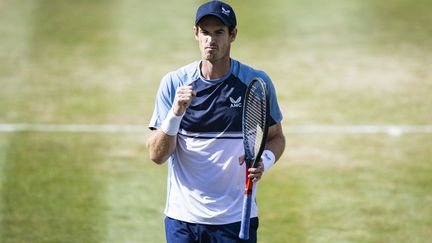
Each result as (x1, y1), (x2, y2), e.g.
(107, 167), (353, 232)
(195, 1), (237, 29)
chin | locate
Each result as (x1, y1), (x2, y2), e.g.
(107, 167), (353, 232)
(203, 55), (217, 62)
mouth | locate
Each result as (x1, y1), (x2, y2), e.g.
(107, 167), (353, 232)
(206, 46), (218, 50)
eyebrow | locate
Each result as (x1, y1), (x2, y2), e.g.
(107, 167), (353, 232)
(199, 26), (226, 33)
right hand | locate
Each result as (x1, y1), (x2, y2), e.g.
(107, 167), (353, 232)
(238, 155), (265, 182)
(172, 86), (196, 116)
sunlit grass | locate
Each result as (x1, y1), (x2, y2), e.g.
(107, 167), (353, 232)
(0, 133), (106, 243)
(259, 134), (432, 242)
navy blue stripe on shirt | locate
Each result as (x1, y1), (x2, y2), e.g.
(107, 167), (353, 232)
(180, 75), (247, 133)
(178, 133), (242, 139)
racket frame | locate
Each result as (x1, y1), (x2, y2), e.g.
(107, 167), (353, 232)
(239, 77), (270, 240)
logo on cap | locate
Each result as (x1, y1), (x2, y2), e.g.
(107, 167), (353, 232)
(221, 7), (231, 16)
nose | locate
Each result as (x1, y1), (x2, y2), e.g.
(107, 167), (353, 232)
(206, 34), (216, 44)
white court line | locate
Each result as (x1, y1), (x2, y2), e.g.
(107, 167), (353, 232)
(0, 123), (432, 135)
(0, 123), (148, 133)
(284, 125), (432, 136)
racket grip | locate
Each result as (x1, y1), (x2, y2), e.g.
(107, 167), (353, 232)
(239, 193), (252, 240)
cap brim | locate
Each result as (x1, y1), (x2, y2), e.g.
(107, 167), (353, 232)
(195, 13), (232, 28)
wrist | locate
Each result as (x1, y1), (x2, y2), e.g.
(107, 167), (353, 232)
(262, 150), (276, 171)
(160, 109), (184, 136)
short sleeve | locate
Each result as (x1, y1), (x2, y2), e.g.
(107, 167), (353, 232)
(148, 73), (176, 130)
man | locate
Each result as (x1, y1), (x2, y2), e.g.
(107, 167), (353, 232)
(147, 1), (285, 242)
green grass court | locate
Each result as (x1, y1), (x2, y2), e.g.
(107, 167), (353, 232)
(1, 0), (431, 242)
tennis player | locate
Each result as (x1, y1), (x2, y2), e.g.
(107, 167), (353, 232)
(147, 1), (285, 242)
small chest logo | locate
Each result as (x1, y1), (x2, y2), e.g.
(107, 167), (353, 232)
(230, 96), (242, 108)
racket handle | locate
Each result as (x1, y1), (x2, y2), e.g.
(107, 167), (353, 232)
(239, 193), (252, 240)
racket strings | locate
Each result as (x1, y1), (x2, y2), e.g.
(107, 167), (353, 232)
(244, 85), (267, 158)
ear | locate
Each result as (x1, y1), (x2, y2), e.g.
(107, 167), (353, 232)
(229, 28), (237, 43)
(194, 26), (199, 40)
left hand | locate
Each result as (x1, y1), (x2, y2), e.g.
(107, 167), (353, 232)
(239, 155), (265, 182)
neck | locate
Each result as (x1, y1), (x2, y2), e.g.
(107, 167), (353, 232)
(200, 58), (231, 80)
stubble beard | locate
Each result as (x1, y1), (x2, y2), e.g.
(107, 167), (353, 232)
(203, 48), (229, 64)
(203, 48), (217, 62)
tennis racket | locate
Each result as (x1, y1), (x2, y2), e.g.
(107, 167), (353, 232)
(239, 77), (269, 240)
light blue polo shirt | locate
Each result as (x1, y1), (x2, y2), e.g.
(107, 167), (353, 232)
(149, 59), (282, 224)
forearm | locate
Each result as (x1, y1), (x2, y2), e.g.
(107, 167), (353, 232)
(147, 103), (188, 164)
(247, 123), (285, 181)
(265, 133), (285, 162)
(264, 123), (286, 163)
(147, 130), (177, 164)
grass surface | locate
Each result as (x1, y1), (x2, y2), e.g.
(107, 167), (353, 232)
(260, 134), (432, 242)
(0, 0), (431, 242)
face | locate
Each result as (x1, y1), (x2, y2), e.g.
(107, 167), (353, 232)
(194, 16), (237, 63)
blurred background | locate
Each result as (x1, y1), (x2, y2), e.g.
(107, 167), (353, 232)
(0, 0), (431, 242)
